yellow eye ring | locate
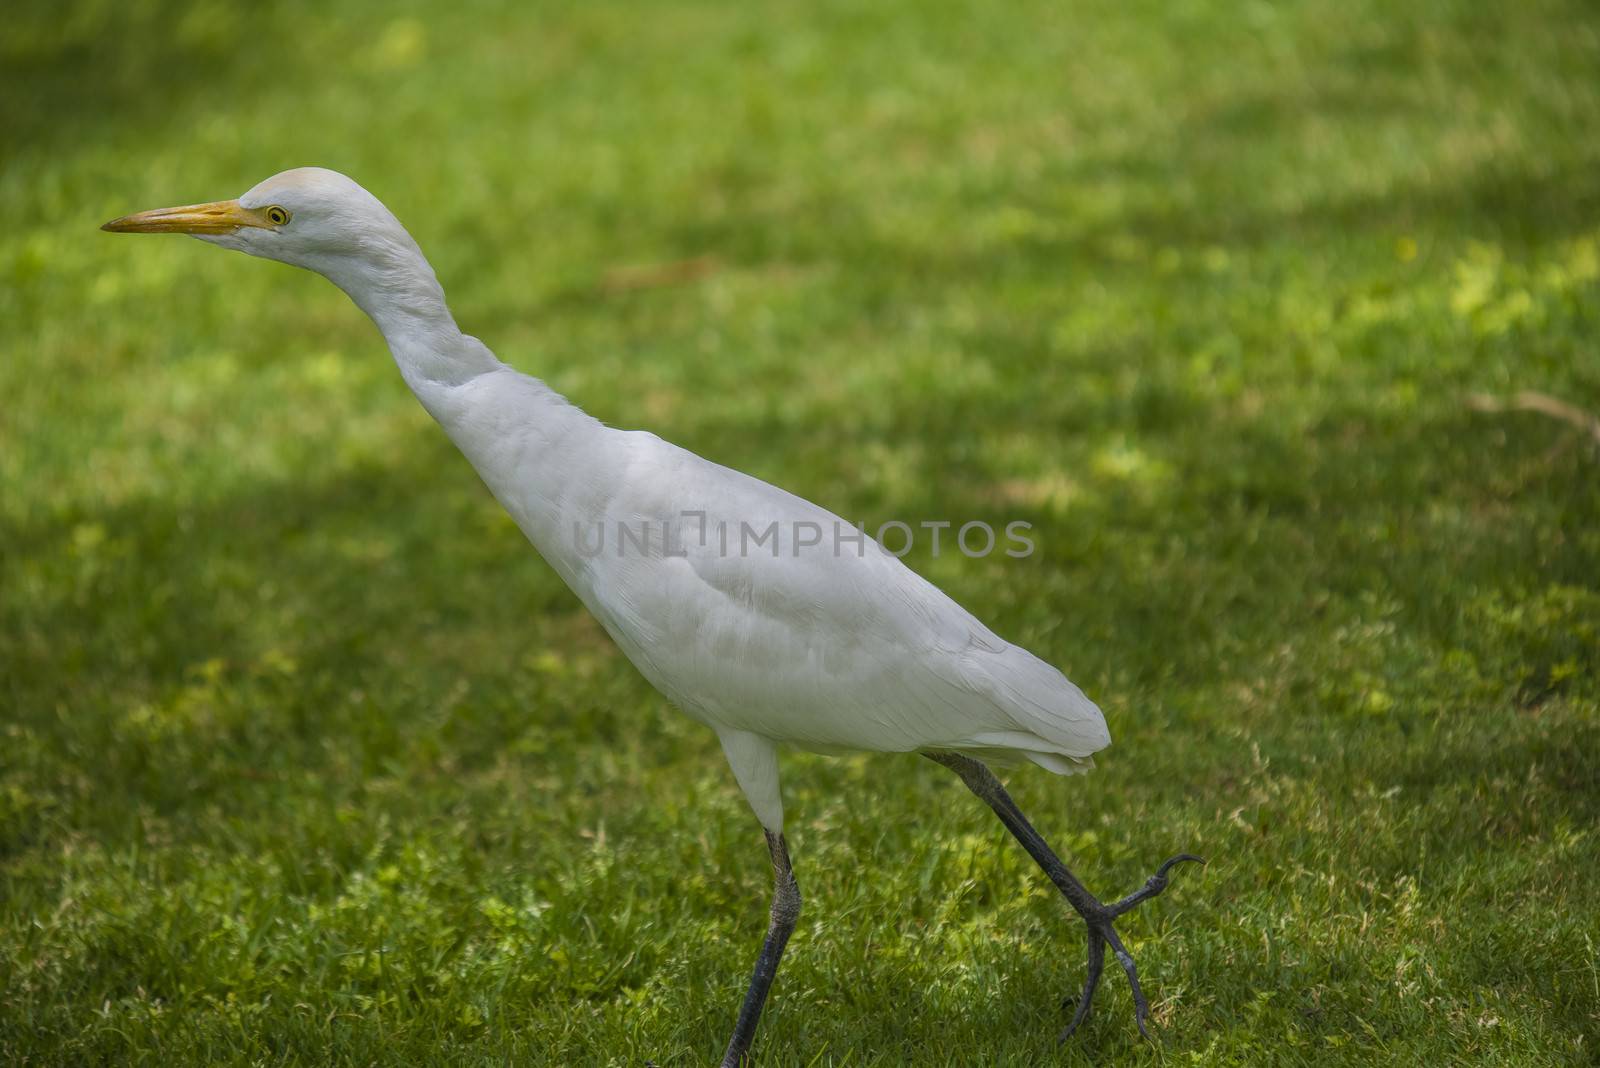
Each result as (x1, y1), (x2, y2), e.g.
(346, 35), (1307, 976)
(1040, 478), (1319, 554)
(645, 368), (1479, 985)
(265, 206), (290, 225)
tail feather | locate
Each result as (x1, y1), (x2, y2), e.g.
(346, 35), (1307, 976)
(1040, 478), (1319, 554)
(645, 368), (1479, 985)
(955, 643), (1111, 769)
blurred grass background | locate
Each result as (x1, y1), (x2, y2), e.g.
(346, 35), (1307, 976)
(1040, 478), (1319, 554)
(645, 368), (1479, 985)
(3, 0), (1599, 1064)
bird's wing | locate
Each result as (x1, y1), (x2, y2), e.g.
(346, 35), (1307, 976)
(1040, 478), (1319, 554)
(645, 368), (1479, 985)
(568, 432), (1109, 767)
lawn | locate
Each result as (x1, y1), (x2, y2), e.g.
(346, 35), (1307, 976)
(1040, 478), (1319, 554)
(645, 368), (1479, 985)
(3, 0), (1598, 1064)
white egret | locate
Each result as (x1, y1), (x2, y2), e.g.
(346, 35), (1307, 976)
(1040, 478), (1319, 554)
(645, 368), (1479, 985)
(104, 168), (1200, 1064)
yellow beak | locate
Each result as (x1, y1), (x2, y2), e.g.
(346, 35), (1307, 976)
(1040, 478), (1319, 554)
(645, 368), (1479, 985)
(101, 199), (274, 235)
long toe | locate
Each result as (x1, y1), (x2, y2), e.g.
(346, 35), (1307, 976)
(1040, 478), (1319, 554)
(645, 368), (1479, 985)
(1104, 927), (1151, 1038)
(1109, 854), (1205, 918)
(1057, 928), (1106, 1042)
(1058, 854), (1202, 1042)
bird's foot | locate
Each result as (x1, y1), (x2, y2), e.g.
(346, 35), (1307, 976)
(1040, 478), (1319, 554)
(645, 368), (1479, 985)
(1057, 853), (1204, 1042)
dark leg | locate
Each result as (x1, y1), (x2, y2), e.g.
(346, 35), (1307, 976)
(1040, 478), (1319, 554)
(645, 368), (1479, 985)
(926, 752), (1201, 1040)
(719, 830), (801, 1068)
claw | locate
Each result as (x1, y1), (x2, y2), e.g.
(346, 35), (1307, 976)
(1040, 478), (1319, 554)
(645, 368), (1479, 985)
(1157, 853), (1206, 877)
(1109, 853), (1204, 918)
(1058, 851), (1203, 1041)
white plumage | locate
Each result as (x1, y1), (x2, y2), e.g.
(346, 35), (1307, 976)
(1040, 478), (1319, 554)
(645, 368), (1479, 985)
(105, 168), (1194, 1064)
(407, 266), (1110, 836)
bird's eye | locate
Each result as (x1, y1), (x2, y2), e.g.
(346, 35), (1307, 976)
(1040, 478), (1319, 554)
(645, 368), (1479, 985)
(265, 206), (290, 225)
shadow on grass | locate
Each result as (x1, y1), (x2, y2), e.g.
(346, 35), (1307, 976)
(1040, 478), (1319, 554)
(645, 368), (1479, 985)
(4, 3), (259, 157)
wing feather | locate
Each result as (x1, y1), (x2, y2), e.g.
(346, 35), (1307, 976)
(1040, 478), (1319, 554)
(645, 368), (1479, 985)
(557, 432), (1110, 771)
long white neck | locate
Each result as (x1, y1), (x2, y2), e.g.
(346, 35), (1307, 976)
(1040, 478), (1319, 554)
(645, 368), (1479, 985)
(311, 228), (503, 397)
(305, 224), (607, 575)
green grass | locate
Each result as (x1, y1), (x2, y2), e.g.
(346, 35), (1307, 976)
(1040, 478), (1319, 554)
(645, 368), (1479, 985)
(4, 0), (1599, 1064)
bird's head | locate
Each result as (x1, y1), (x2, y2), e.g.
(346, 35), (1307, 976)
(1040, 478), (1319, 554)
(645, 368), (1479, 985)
(104, 167), (447, 327)
(104, 167), (428, 286)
